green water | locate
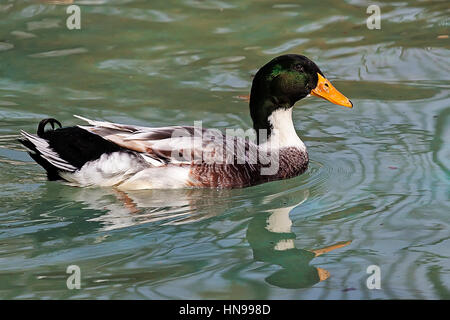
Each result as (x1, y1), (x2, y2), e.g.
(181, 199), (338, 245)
(0, 0), (449, 299)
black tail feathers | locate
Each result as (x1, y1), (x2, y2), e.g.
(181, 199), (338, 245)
(18, 118), (64, 180)
(37, 118), (62, 137)
(19, 117), (124, 180)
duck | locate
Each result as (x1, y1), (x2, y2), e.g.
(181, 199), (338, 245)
(19, 54), (352, 190)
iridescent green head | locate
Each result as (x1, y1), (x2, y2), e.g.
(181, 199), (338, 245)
(249, 54), (352, 133)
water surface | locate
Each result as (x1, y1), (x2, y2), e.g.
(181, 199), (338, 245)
(0, 0), (449, 299)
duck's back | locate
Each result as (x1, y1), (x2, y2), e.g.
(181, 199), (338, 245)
(19, 117), (308, 189)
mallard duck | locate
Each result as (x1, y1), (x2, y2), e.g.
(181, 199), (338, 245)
(19, 54), (352, 189)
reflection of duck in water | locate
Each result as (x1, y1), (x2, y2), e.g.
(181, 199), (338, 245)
(48, 184), (350, 289)
(66, 187), (234, 231)
(247, 203), (350, 289)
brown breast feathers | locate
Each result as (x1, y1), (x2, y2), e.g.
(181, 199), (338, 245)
(187, 147), (308, 188)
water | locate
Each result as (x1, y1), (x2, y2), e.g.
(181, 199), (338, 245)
(0, 0), (449, 299)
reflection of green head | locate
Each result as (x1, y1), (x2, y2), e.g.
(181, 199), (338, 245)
(246, 211), (321, 289)
(266, 260), (320, 289)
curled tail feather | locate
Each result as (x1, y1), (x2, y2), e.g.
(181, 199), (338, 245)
(37, 118), (62, 137)
(19, 118), (77, 180)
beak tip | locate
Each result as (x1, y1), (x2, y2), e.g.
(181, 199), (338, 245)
(348, 100), (353, 108)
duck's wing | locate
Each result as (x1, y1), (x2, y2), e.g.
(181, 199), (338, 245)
(75, 116), (258, 167)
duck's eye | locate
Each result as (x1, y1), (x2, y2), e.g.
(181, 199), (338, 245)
(293, 64), (304, 72)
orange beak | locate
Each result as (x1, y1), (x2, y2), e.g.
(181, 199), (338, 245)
(311, 73), (353, 108)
